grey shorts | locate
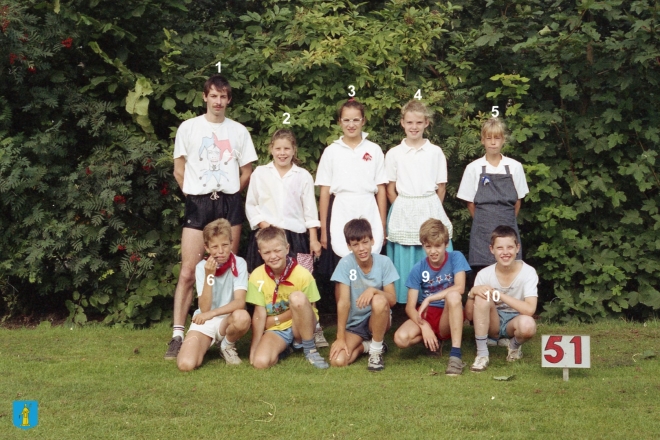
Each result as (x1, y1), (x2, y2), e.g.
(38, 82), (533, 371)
(498, 310), (520, 338)
(346, 316), (372, 341)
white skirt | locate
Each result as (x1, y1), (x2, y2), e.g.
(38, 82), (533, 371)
(387, 193), (453, 245)
(330, 192), (384, 258)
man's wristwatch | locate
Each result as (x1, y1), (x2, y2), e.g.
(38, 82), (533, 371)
(274, 316), (280, 326)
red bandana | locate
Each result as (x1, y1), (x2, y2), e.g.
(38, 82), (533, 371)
(210, 253), (238, 277)
(265, 256), (297, 304)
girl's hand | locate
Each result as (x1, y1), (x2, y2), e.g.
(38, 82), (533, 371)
(310, 239), (322, 257)
(320, 229), (328, 249)
(258, 221), (271, 229)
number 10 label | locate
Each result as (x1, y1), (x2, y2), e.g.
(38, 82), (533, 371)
(541, 335), (591, 368)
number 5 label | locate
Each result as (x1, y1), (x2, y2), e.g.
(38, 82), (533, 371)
(541, 335), (591, 368)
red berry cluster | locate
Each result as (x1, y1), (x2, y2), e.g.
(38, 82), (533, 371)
(9, 53), (17, 65)
(160, 183), (169, 196)
(114, 195), (126, 204)
(129, 253), (141, 262)
(61, 37), (73, 48)
(117, 244), (126, 251)
(1, 6), (9, 33)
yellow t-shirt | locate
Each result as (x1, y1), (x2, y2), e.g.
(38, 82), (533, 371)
(246, 264), (320, 331)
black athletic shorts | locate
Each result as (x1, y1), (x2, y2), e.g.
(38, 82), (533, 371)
(183, 192), (245, 230)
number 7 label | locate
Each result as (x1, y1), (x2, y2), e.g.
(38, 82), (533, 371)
(541, 335), (591, 368)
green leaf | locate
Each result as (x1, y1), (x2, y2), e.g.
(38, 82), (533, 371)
(493, 375), (515, 381)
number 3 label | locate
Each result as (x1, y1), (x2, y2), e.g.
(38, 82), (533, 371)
(541, 335), (591, 368)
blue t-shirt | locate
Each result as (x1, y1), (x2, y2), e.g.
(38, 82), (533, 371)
(331, 253), (399, 328)
(405, 251), (470, 308)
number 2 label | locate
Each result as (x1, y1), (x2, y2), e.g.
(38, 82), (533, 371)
(541, 335), (591, 368)
(283, 112), (291, 124)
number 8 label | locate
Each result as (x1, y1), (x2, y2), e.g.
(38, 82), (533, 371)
(349, 269), (357, 281)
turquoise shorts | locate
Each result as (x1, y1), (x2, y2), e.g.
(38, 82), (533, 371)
(498, 310), (520, 338)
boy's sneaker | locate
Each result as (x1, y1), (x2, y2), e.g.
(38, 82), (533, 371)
(164, 336), (182, 360)
(220, 344), (242, 365)
(445, 356), (466, 376)
(367, 350), (385, 372)
(305, 349), (329, 369)
(470, 355), (489, 372)
(507, 345), (523, 362)
(314, 327), (329, 348)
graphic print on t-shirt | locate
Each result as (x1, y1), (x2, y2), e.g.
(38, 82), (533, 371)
(420, 270), (454, 306)
(198, 133), (234, 189)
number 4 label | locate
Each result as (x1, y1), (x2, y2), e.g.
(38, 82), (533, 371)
(541, 335), (591, 368)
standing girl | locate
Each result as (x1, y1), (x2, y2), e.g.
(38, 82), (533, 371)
(315, 99), (388, 274)
(385, 100), (454, 303)
(456, 117), (529, 271)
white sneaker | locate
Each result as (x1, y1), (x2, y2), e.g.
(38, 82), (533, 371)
(314, 327), (329, 348)
(470, 355), (489, 372)
(220, 343), (242, 365)
(507, 344), (523, 362)
(487, 337), (510, 347)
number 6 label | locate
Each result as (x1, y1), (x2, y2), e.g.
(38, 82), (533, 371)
(541, 335), (591, 368)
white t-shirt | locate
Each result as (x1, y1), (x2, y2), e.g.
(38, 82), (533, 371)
(173, 115), (257, 195)
(474, 262), (538, 314)
(194, 256), (248, 313)
(385, 139), (447, 197)
(456, 155), (529, 202)
(245, 163), (320, 233)
(314, 133), (388, 194)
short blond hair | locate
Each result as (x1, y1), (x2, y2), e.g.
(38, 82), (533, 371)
(419, 219), (449, 246)
(203, 218), (232, 245)
(255, 226), (288, 249)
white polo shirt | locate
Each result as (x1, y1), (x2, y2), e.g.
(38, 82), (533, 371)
(245, 163), (320, 233)
(456, 155), (529, 202)
(173, 115), (257, 195)
(385, 139), (447, 197)
(314, 133), (388, 194)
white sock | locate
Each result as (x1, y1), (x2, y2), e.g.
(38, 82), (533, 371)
(362, 340), (370, 353)
(172, 329), (184, 339)
(220, 337), (234, 350)
(369, 339), (383, 354)
(315, 322), (322, 331)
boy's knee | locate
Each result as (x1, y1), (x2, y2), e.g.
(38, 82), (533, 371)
(473, 296), (491, 312)
(371, 294), (390, 314)
(289, 291), (310, 309)
(231, 310), (251, 330)
(445, 291), (462, 307)
(393, 330), (410, 348)
(177, 357), (197, 372)
(252, 355), (274, 370)
(330, 357), (349, 368)
(517, 316), (536, 338)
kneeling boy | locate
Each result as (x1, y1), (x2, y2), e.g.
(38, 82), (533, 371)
(393, 219), (471, 376)
(247, 226), (328, 369)
(466, 225), (539, 372)
(177, 219), (251, 371)
(330, 219), (398, 372)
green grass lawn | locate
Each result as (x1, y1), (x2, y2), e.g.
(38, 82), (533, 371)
(1, 318), (659, 439)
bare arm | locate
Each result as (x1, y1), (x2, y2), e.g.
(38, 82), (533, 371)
(319, 186), (330, 249)
(514, 198), (522, 217)
(239, 163), (253, 192)
(376, 183), (387, 234)
(330, 283), (351, 360)
(264, 309), (293, 330)
(436, 183), (446, 203)
(309, 227), (321, 257)
(173, 157), (186, 195)
(500, 294), (536, 316)
(420, 272), (467, 306)
(466, 201), (475, 218)
(250, 305), (267, 362)
(386, 181), (398, 204)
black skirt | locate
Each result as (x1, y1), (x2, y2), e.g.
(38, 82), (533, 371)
(246, 228), (310, 273)
(316, 194), (341, 277)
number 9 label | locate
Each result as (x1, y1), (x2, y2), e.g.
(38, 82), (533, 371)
(541, 335), (591, 368)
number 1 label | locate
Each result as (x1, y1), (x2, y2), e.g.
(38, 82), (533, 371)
(541, 335), (591, 368)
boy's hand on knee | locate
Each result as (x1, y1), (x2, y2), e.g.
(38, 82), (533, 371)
(330, 338), (350, 360)
(470, 285), (493, 300)
(356, 288), (376, 309)
(192, 311), (214, 324)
